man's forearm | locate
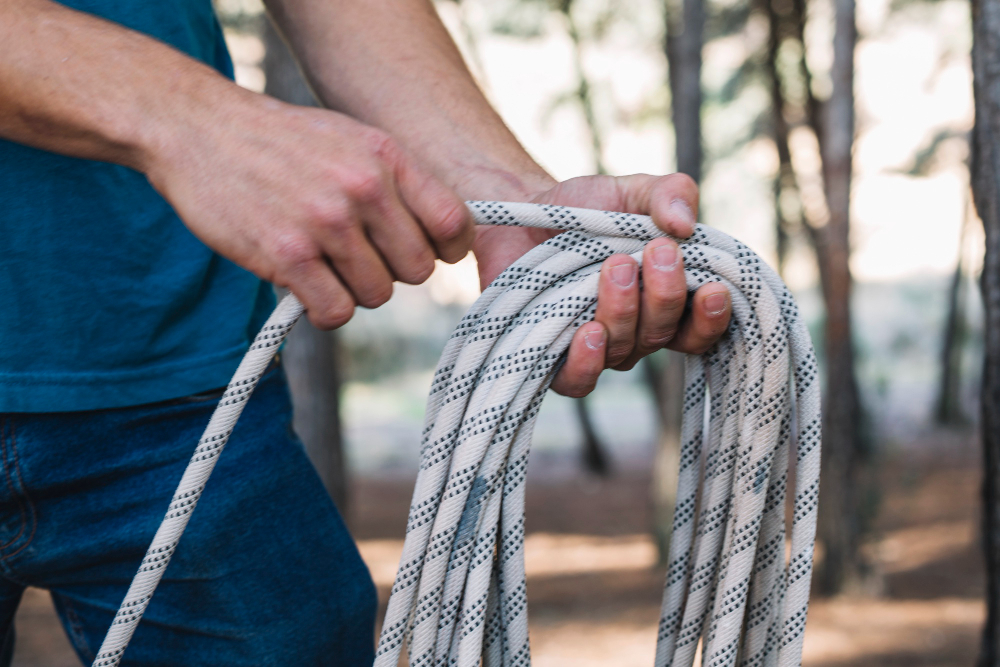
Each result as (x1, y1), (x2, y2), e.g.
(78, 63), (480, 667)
(0, 0), (478, 329)
(0, 0), (729, 401)
(0, 0), (248, 173)
(266, 0), (556, 201)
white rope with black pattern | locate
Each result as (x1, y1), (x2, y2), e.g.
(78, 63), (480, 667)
(93, 201), (821, 667)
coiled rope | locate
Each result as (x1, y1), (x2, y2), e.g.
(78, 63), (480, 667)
(93, 202), (820, 667)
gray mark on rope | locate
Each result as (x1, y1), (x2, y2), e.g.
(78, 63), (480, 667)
(457, 477), (488, 544)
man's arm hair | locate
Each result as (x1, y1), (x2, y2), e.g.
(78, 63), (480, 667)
(265, 0), (556, 202)
(0, 0), (476, 329)
(0, 0), (241, 172)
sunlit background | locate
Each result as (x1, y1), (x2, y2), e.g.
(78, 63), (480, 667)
(219, 0), (982, 465)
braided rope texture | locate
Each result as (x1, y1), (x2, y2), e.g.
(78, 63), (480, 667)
(93, 202), (820, 667)
(91, 295), (304, 667)
(375, 202), (821, 667)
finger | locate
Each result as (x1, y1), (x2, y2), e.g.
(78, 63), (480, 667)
(360, 179), (440, 286)
(594, 254), (640, 368)
(613, 238), (687, 371)
(613, 173), (700, 238)
(331, 146), (439, 285)
(272, 238), (356, 329)
(310, 202), (397, 308)
(667, 283), (732, 355)
(388, 139), (476, 264)
(551, 322), (607, 397)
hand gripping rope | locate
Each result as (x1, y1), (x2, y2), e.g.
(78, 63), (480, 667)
(92, 202), (821, 667)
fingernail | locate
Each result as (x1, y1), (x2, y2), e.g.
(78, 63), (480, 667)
(652, 243), (679, 271)
(705, 292), (728, 315)
(584, 329), (606, 350)
(610, 263), (637, 287)
(669, 199), (696, 235)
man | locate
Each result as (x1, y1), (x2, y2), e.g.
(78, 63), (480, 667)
(0, 0), (731, 663)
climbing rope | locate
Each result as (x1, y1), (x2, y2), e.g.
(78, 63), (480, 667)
(93, 202), (821, 667)
(91, 294), (304, 667)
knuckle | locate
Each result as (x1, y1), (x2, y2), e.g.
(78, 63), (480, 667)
(614, 358), (639, 372)
(364, 128), (398, 159)
(606, 342), (634, 365)
(648, 293), (687, 319)
(667, 171), (697, 191)
(313, 301), (355, 330)
(644, 273), (688, 304)
(302, 195), (353, 230)
(612, 301), (639, 319)
(682, 331), (722, 355)
(664, 171), (699, 200)
(272, 234), (320, 272)
(360, 283), (394, 309)
(642, 330), (676, 350)
(659, 285), (690, 306)
(429, 199), (472, 243)
(340, 168), (385, 204)
(561, 380), (595, 399)
(398, 254), (436, 285)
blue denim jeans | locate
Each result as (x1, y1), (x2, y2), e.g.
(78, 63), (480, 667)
(0, 365), (377, 666)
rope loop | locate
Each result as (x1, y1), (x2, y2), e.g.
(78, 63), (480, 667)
(94, 202), (821, 667)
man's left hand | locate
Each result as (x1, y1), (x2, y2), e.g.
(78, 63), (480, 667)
(472, 173), (732, 398)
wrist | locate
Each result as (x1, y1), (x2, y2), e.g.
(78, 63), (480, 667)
(132, 66), (256, 179)
(462, 167), (559, 267)
(449, 162), (556, 204)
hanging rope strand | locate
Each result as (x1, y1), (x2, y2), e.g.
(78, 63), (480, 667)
(91, 294), (304, 667)
(93, 202), (820, 667)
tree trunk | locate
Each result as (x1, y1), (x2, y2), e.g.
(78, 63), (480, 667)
(764, 0), (801, 275)
(935, 205), (971, 426)
(971, 0), (1000, 661)
(665, 0), (705, 181)
(560, 0), (607, 174)
(553, 0), (615, 472)
(263, 19), (350, 513)
(645, 353), (685, 563)
(766, 0), (869, 594)
(650, 0), (704, 563)
(576, 397), (611, 475)
(812, 0), (869, 596)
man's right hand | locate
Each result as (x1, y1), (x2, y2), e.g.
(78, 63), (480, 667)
(0, 0), (476, 330)
(144, 95), (475, 329)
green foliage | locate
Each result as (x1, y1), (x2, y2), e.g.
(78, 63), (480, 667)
(896, 129), (969, 177)
(485, 0), (552, 38)
(715, 53), (766, 107)
(705, 2), (752, 42)
(889, 0), (948, 14)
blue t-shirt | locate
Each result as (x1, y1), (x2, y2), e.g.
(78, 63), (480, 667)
(0, 0), (275, 412)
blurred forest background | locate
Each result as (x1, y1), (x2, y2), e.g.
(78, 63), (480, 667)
(12, 0), (994, 665)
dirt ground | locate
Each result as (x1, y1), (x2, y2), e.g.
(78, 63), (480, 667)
(10, 430), (986, 666)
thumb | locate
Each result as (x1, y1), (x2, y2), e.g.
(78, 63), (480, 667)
(612, 173), (699, 239)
